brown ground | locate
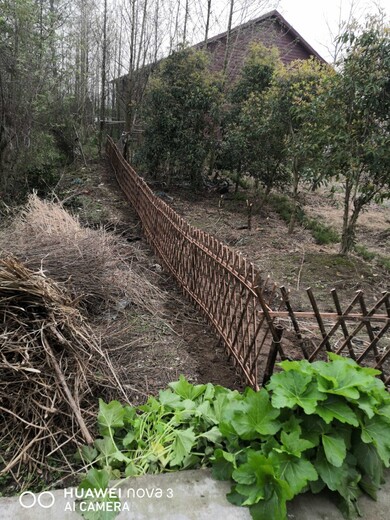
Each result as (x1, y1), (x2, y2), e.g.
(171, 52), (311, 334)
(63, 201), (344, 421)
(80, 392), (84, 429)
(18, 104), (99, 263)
(56, 161), (389, 399)
(165, 184), (389, 310)
(56, 160), (244, 402)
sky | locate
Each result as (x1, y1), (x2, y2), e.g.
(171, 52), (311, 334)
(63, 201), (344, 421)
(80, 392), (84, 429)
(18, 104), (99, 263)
(272, 0), (388, 61)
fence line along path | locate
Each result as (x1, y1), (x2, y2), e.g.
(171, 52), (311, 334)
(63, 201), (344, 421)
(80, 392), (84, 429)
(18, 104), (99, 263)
(106, 137), (390, 389)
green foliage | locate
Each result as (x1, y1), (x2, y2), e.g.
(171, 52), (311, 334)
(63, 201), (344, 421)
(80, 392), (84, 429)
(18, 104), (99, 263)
(304, 218), (340, 245)
(138, 47), (221, 189)
(229, 43), (282, 105)
(268, 193), (339, 244)
(0, 0), (83, 200)
(301, 18), (390, 254)
(79, 355), (390, 520)
(354, 246), (390, 273)
(217, 43), (286, 192)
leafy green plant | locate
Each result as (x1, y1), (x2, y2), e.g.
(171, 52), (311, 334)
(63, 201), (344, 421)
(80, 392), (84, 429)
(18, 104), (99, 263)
(78, 355), (390, 520)
(304, 218), (339, 245)
(268, 193), (339, 244)
(354, 245), (390, 273)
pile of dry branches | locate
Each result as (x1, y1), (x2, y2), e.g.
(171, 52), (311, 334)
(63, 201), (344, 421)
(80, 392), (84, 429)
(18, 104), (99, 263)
(0, 257), (126, 488)
(0, 196), (174, 489)
(0, 194), (163, 315)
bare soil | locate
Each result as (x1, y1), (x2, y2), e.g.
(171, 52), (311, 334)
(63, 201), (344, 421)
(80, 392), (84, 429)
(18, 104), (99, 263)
(56, 160), (244, 402)
(56, 161), (389, 398)
(165, 185), (389, 310)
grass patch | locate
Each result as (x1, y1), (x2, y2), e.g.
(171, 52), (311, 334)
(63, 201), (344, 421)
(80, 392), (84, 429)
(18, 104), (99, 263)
(355, 245), (390, 273)
(304, 218), (340, 245)
(268, 193), (304, 224)
(268, 193), (339, 245)
(354, 245), (376, 262)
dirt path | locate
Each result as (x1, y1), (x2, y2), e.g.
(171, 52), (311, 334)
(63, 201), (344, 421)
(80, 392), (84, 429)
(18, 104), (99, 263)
(57, 160), (389, 398)
(58, 160), (243, 402)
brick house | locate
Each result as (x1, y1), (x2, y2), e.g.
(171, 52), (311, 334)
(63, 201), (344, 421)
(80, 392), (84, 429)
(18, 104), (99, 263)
(113, 10), (325, 133)
(198, 9), (326, 79)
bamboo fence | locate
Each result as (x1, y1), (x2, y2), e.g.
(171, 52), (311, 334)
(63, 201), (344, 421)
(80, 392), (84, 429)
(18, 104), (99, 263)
(106, 137), (390, 389)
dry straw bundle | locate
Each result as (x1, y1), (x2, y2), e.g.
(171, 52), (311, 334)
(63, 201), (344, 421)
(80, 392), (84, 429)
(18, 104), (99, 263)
(1, 194), (163, 315)
(0, 257), (127, 486)
(0, 195), (171, 488)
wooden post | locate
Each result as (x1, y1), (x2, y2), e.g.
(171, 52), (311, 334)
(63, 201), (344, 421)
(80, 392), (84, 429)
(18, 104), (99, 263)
(262, 325), (284, 386)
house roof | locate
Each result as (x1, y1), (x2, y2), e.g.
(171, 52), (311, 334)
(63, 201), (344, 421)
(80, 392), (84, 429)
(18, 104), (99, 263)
(196, 9), (326, 64)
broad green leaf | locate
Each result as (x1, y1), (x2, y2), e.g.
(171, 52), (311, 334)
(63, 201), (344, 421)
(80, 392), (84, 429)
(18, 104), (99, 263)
(139, 396), (160, 413)
(281, 415), (302, 435)
(94, 437), (130, 464)
(354, 440), (383, 499)
(80, 445), (98, 463)
(248, 479), (292, 520)
(218, 420), (240, 444)
(203, 383), (216, 401)
(125, 462), (138, 477)
(376, 402), (390, 423)
(122, 405), (136, 425)
(327, 353), (381, 379)
(315, 448), (347, 491)
(231, 450), (293, 517)
(79, 468), (110, 491)
(279, 430), (315, 457)
(322, 433), (347, 467)
(277, 359), (314, 375)
(236, 483), (264, 506)
(195, 400), (217, 424)
(78, 469), (120, 520)
(300, 415), (330, 446)
(169, 375), (207, 400)
(122, 431), (136, 447)
(313, 356), (376, 400)
(169, 428), (196, 467)
(212, 390), (242, 423)
(315, 395), (358, 426)
(232, 451), (274, 486)
(268, 371), (327, 414)
(212, 449), (236, 480)
(231, 388), (281, 439)
(226, 486), (246, 506)
(361, 415), (390, 466)
(158, 389), (183, 409)
(98, 400), (125, 435)
(269, 451), (318, 495)
(199, 426), (222, 443)
(94, 437), (117, 459)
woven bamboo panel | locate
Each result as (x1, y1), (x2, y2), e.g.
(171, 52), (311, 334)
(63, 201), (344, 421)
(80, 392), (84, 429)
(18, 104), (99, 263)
(106, 137), (390, 388)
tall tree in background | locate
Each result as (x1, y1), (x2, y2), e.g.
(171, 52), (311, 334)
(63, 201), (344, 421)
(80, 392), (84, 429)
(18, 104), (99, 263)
(308, 17), (390, 254)
(98, 0), (108, 155)
(139, 48), (221, 189)
(218, 43), (283, 193)
(0, 0), (68, 198)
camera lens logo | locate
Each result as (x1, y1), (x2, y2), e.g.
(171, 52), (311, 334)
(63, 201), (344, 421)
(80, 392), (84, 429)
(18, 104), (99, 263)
(19, 491), (55, 509)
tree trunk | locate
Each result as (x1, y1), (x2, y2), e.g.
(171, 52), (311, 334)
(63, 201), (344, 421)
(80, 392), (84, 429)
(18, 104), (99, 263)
(223, 0), (234, 76)
(288, 163), (299, 234)
(204, 0), (212, 45)
(340, 180), (363, 255)
(183, 0), (189, 43)
(98, 0), (108, 156)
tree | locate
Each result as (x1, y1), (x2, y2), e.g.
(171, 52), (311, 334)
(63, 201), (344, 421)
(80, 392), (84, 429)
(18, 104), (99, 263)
(270, 59), (332, 233)
(138, 47), (221, 189)
(0, 0), (70, 199)
(217, 43), (282, 192)
(308, 17), (390, 254)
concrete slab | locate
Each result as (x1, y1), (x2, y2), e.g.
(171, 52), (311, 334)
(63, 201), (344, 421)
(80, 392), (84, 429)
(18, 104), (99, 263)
(1, 469), (389, 520)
